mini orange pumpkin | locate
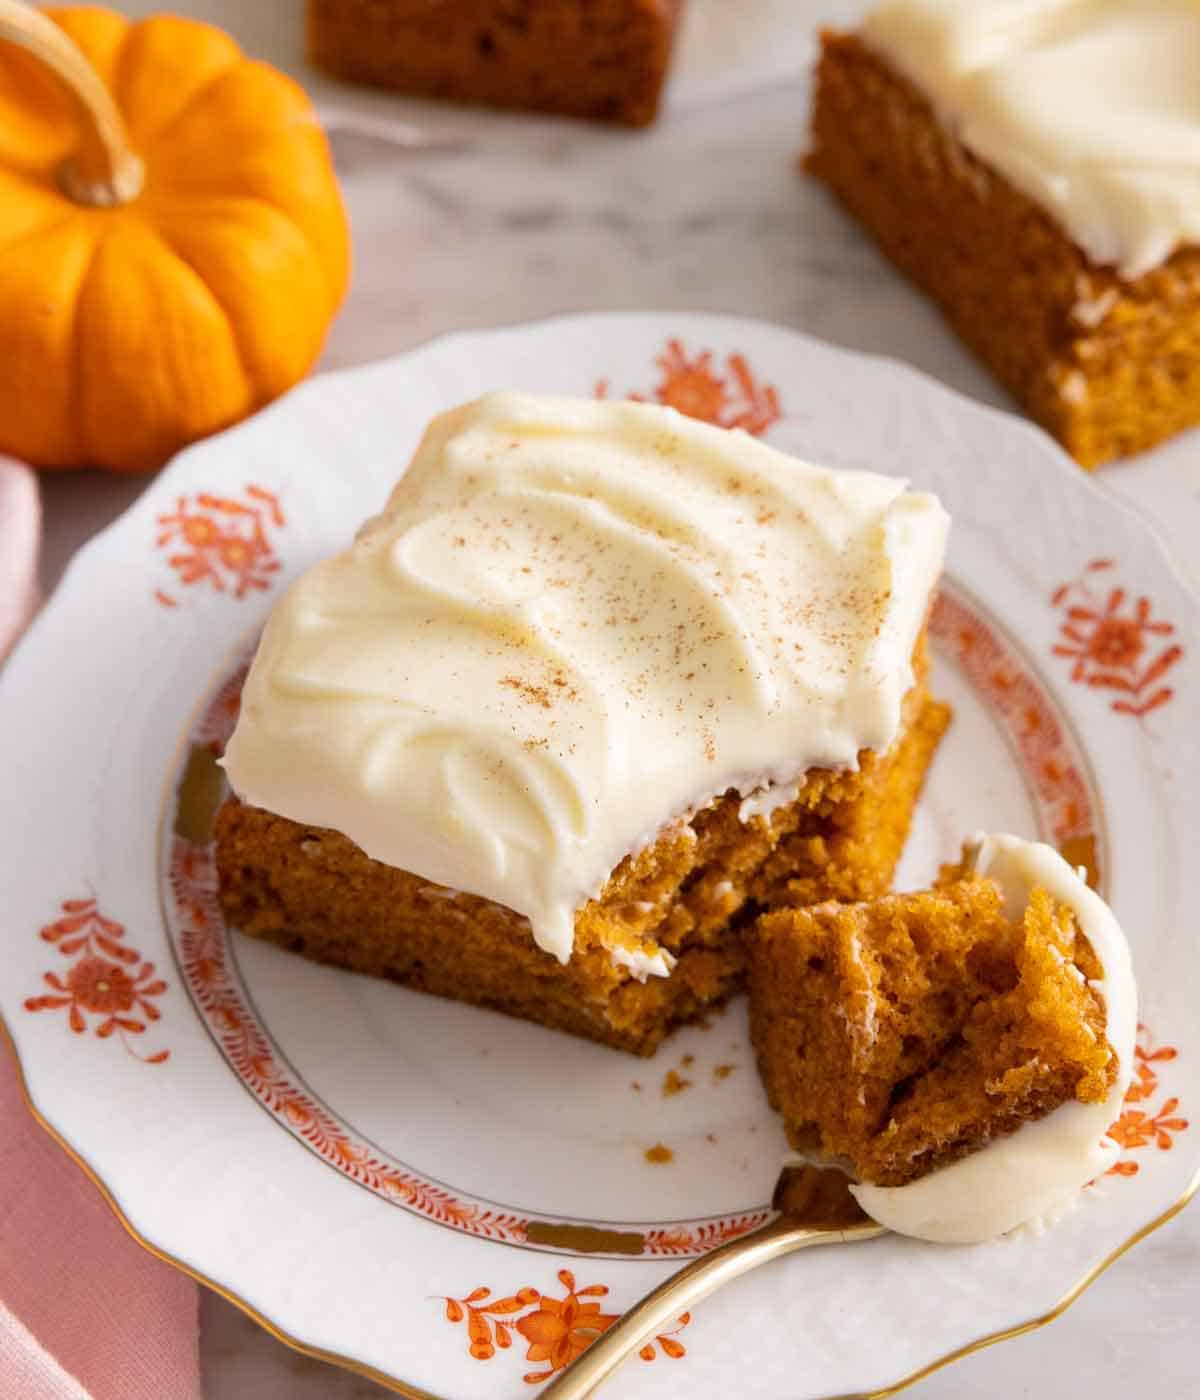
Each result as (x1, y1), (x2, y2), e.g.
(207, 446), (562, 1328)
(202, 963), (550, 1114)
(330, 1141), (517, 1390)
(0, 3), (350, 472)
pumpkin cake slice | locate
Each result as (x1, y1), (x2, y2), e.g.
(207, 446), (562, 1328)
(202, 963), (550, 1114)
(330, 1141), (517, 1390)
(749, 833), (1137, 1241)
(216, 391), (949, 1055)
(808, 0), (1200, 467)
(307, 0), (685, 127)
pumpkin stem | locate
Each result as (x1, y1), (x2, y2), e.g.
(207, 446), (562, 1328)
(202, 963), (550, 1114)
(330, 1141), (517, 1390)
(0, 0), (143, 206)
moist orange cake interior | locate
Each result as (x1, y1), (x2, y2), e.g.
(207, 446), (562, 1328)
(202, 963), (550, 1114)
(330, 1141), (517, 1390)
(215, 685), (948, 1057)
(750, 875), (1116, 1186)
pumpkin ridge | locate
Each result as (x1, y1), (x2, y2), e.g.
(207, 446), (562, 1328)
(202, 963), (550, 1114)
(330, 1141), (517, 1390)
(106, 10), (141, 122)
(134, 58), (246, 163)
(133, 220), (258, 397)
(73, 219), (254, 469)
(65, 221), (106, 467)
(148, 189), (339, 322)
(0, 209), (79, 260)
(109, 17), (242, 151)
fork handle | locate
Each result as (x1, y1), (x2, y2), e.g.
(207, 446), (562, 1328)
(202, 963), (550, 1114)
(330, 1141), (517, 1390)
(540, 1216), (884, 1399)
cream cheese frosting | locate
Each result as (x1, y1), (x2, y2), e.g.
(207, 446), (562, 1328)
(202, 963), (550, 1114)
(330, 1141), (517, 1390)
(221, 392), (948, 964)
(853, 833), (1138, 1244)
(861, 0), (1200, 279)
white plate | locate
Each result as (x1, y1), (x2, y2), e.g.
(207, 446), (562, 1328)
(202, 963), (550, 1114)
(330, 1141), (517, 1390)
(2, 312), (1197, 1400)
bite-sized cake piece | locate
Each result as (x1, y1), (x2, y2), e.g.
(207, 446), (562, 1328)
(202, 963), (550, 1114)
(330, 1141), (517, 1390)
(217, 392), (949, 1054)
(750, 834), (1137, 1241)
(808, 1), (1200, 468)
(307, 0), (684, 127)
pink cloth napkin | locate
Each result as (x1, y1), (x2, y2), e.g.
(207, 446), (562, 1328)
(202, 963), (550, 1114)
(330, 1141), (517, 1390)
(0, 455), (201, 1400)
(0, 454), (40, 660)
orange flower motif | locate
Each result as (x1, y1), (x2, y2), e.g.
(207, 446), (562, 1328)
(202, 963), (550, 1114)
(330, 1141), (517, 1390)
(651, 343), (729, 423)
(155, 484), (284, 606)
(66, 956), (137, 1015)
(1081, 615), (1145, 670)
(180, 514), (220, 548)
(1125, 1034), (1178, 1105)
(439, 1286), (540, 1361)
(639, 1312), (690, 1362)
(596, 338), (782, 437)
(1109, 1099), (1189, 1154)
(437, 1270), (690, 1383)
(515, 1271), (618, 1381)
(25, 898), (169, 1063)
(1050, 560), (1181, 718)
(1106, 1025), (1188, 1177)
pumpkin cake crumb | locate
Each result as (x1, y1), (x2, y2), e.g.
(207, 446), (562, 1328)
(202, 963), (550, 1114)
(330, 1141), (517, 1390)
(713, 1063), (735, 1081)
(749, 873), (1117, 1186)
(662, 1069), (692, 1097)
(644, 1143), (674, 1165)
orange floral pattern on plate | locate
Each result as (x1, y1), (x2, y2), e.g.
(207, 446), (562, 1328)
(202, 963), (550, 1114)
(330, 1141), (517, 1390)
(24, 898), (169, 1064)
(154, 485), (284, 608)
(929, 589), (1097, 869)
(170, 835), (532, 1244)
(596, 338), (782, 436)
(1107, 1025), (1189, 1176)
(641, 1215), (769, 1256)
(438, 1270), (689, 1384)
(1051, 559), (1182, 718)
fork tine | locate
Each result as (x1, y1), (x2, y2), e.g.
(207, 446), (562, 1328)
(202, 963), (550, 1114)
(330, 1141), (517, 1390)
(772, 1163), (870, 1228)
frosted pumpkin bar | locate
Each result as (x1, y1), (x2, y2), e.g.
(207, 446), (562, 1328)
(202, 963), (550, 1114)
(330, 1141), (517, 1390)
(808, 0), (1200, 468)
(750, 834), (1137, 1242)
(216, 392), (949, 1054)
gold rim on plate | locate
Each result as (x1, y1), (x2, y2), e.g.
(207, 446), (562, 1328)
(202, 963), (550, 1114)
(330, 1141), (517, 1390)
(3, 1013), (1195, 1400)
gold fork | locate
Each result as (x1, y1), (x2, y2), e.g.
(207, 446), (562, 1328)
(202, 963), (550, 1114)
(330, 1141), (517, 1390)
(541, 1165), (886, 1399)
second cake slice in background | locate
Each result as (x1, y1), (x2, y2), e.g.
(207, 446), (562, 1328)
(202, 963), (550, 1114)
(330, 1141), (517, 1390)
(807, 1), (1200, 468)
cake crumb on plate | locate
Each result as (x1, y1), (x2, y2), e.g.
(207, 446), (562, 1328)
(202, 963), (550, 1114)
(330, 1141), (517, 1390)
(662, 1069), (692, 1097)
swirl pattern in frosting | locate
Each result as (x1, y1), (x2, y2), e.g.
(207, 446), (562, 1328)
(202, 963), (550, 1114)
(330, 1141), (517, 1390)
(221, 393), (948, 962)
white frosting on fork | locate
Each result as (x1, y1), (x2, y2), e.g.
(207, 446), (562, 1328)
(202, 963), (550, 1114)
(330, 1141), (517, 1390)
(853, 833), (1138, 1244)
(222, 393), (947, 963)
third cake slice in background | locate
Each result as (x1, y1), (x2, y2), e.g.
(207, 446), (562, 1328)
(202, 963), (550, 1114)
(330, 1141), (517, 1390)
(307, 0), (685, 127)
(807, 0), (1200, 468)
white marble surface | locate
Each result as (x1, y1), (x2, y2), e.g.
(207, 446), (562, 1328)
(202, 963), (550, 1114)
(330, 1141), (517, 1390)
(36, 41), (1200, 1400)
